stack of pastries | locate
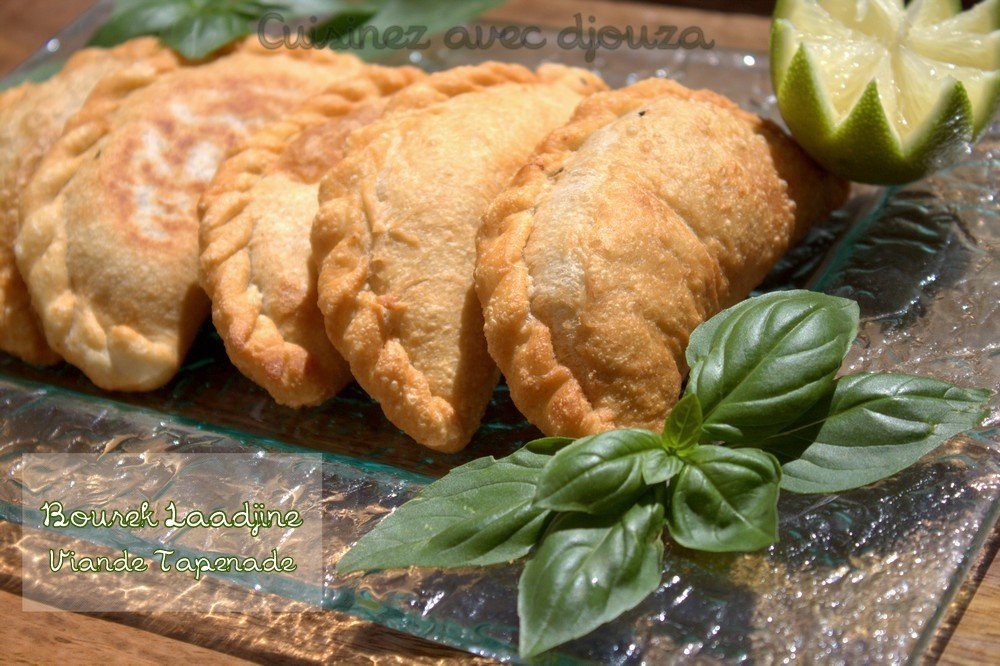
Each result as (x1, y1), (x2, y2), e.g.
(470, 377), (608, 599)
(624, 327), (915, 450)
(0, 37), (848, 452)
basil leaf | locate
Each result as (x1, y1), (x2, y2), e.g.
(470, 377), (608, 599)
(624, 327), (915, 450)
(93, 0), (270, 58)
(280, 0), (381, 15)
(642, 449), (684, 485)
(522, 436), (575, 455)
(89, 1), (359, 58)
(663, 392), (703, 450)
(92, 0), (501, 60)
(89, 1), (190, 47)
(518, 489), (665, 658)
(337, 446), (554, 573)
(685, 290), (859, 445)
(342, 0), (504, 58)
(310, 8), (380, 43)
(667, 445), (780, 552)
(162, 12), (257, 59)
(765, 373), (991, 494)
(534, 429), (664, 515)
(289, 0), (385, 43)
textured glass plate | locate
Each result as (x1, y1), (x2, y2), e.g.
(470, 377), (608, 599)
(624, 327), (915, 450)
(1, 3), (999, 663)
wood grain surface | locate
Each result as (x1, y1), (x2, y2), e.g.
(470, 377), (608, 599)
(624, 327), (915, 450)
(0, 1), (996, 664)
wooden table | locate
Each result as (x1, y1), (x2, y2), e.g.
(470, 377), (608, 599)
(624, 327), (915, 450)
(1, 1), (996, 663)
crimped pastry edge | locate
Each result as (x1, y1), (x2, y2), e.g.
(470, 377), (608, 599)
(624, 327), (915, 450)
(15, 41), (361, 391)
(198, 65), (424, 406)
(474, 77), (841, 438)
(312, 61), (606, 451)
(0, 81), (58, 365)
(14, 49), (184, 389)
(0, 38), (170, 366)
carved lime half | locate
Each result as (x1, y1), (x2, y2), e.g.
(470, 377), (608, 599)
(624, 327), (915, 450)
(771, 0), (999, 184)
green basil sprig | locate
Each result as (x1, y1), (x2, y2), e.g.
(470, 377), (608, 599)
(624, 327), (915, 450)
(338, 290), (990, 658)
(533, 429), (665, 515)
(337, 438), (567, 573)
(763, 373), (991, 493)
(91, 0), (296, 58)
(518, 487), (666, 658)
(667, 445), (780, 552)
(662, 392), (703, 451)
(90, 0), (503, 60)
(686, 290), (859, 444)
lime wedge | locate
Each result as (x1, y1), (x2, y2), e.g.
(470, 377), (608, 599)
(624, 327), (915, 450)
(771, 0), (1000, 184)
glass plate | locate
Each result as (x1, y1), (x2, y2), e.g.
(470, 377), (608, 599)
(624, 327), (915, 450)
(1, 3), (998, 663)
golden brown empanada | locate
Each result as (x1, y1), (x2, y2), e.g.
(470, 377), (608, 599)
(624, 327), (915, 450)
(16, 40), (365, 391)
(476, 78), (849, 437)
(199, 65), (424, 407)
(0, 38), (178, 365)
(312, 62), (606, 452)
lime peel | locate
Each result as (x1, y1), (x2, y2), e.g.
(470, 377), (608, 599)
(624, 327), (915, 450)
(771, 0), (1000, 184)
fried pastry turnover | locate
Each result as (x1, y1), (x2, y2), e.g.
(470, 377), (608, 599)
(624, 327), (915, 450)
(476, 78), (849, 438)
(0, 38), (178, 365)
(16, 40), (365, 391)
(199, 65), (424, 407)
(312, 62), (606, 451)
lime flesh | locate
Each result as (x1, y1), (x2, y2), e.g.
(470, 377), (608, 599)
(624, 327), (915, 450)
(772, 0), (1000, 184)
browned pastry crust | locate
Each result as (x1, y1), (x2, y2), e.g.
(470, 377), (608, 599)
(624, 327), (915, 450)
(475, 78), (850, 437)
(312, 62), (607, 451)
(199, 65), (424, 407)
(0, 38), (177, 365)
(16, 38), (365, 391)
